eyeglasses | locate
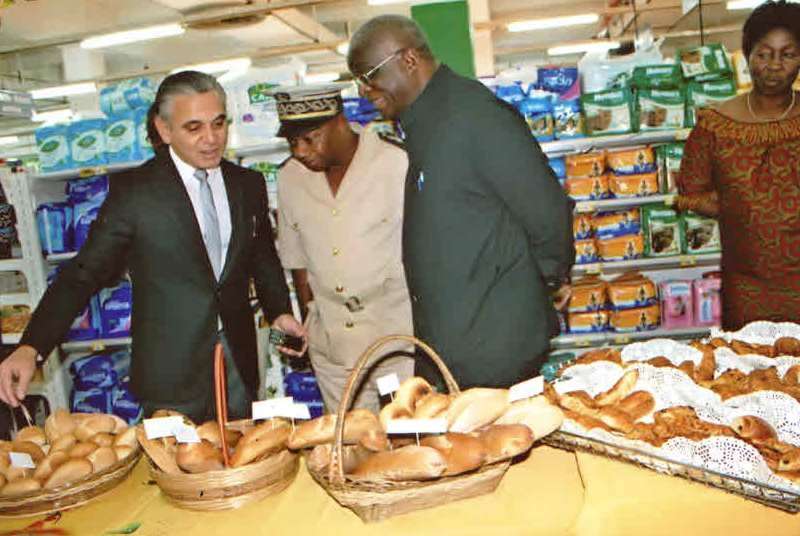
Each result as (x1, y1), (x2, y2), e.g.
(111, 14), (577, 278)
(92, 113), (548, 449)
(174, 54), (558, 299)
(355, 49), (406, 88)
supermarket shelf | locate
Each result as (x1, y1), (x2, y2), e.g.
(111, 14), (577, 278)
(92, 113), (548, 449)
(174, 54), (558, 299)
(0, 292), (31, 306)
(0, 258), (26, 272)
(33, 161), (145, 181)
(552, 325), (716, 350)
(542, 129), (690, 158)
(574, 194), (676, 213)
(572, 253), (721, 276)
(232, 139), (289, 158)
(60, 337), (132, 353)
(47, 252), (77, 262)
(1, 332), (22, 344)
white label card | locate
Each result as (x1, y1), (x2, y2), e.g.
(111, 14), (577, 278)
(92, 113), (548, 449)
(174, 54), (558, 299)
(553, 378), (586, 395)
(174, 424), (201, 444)
(143, 416), (184, 440)
(376, 373), (401, 396)
(288, 403), (311, 420)
(385, 418), (447, 435)
(9, 451), (35, 469)
(252, 397), (294, 420)
(509, 376), (545, 403)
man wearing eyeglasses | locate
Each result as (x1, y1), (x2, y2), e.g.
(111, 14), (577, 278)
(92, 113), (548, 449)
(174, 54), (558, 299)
(347, 16), (574, 388)
(274, 87), (414, 412)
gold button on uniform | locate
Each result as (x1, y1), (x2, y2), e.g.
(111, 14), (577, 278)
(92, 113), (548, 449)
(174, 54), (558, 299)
(345, 321), (354, 328)
(333, 247), (340, 256)
(335, 285), (344, 293)
(332, 208), (339, 216)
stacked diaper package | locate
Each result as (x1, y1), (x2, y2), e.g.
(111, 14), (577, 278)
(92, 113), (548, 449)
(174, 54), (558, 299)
(36, 175), (109, 255)
(69, 349), (142, 424)
(35, 78), (156, 174)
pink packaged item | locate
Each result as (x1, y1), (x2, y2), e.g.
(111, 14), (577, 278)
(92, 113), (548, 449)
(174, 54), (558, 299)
(660, 280), (694, 329)
(693, 274), (722, 327)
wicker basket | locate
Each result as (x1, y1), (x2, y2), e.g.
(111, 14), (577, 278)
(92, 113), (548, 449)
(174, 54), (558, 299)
(308, 334), (512, 523)
(0, 445), (142, 518)
(144, 343), (299, 511)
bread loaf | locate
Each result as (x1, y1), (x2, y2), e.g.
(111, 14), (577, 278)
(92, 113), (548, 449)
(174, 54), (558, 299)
(86, 447), (117, 473)
(45, 409), (76, 443)
(478, 424), (534, 464)
(414, 393), (451, 419)
(15, 426), (46, 447)
(135, 427), (182, 475)
(351, 445), (447, 481)
(113, 427), (138, 449)
(114, 446), (135, 461)
(597, 406), (635, 433)
(74, 415), (116, 441)
(420, 433), (487, 476)
(595, 370), (639, 406)
(732, 416), (777, 442)
(151, 409), (194, 426)
(33, 451), (70, 481)
(196, 421), (242, 450)
(359, 429), (390, 452)
(109, 414), (128, 434)
(775, 337), (800, 357)
(496, 397), (564, 440)
(379, 402), (413, 430)
(1, 477), (41, 497)
(231, 420), (291, 467)
(89, 432), (115, 447)
(51, 433), (78, 453)
(4, 465), (31, 483)
(395, 377), (433, 413)
(447, 388), (510, 433)
(44, 458), (93, 489)
(176, 440), (224, 473)
(307, 443), (373, 474)
(616, 391), (655, 421)
(558, 391), (599, 416)
(288, 410), (382, 450)
(10, 440), (45, 463)
(0, 474), (5, 489)
(69, 442), (98, 459)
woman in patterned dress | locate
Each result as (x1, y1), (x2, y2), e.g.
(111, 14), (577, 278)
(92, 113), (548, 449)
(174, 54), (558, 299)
(677, 0), (800, 329)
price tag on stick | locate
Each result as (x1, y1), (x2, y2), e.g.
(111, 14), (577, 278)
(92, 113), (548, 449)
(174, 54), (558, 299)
(385, 418), (447, 435)
(174, 424), (201, 444)
(376, 373), (400, 399)
(508, 376), (545, 403)
(252, 397), (294, 420)
(9, 452), (35, 469)
(143, 416), (183, 440)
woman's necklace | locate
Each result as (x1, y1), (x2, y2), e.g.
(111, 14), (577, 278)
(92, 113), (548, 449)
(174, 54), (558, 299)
(747, 90), (797, 122)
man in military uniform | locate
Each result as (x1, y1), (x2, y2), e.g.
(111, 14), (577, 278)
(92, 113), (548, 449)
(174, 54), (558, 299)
(275, 87), (414, 412)
(347, 16), (574, 387)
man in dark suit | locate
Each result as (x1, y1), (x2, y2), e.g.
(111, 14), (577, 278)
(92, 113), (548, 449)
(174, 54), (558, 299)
(347, 16), (574, 388)
(0, 71), (306, 421)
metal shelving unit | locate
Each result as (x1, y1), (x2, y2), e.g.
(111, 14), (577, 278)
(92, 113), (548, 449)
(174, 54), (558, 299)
(552, 325), (715, 350)
(572, 253), (721, 276)
(541, 129), (691, 158)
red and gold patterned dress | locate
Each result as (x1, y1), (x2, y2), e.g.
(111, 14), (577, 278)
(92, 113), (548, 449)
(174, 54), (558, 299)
(678, 108), (800, 330)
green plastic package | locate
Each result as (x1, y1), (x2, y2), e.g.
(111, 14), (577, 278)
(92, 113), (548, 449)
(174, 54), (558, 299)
(642, 204), (685, 257)
(682, 212), (721, 254)
(656, 143), (685, 193)
(678, 43), (732, 79)
(638, 88), (686, 131)
(581, 87), (636, 137)
(632, 64), (683, 90)
(686, 78), (737, 126)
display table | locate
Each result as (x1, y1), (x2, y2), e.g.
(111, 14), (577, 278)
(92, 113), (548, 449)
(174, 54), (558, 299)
(1, 446), (799, 535)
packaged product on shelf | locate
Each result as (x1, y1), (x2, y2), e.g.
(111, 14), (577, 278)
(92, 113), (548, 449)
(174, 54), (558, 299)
(68, 118), (107, 168)
(693, 273), (722, 326)
(678, 43), (732, 80)
(657, 143), (684, 193)
(133, 106), (154, 160)
(283, 370), (325, 418)
(637, 88), (686, 131)
(71, 386), (112, 414)
(49, 267), (102, 340)
(537, 67), (581, 100)
(609, 304), (660, 332)
(67, 175), (109, 202)
(575, 238), (599, 264)
(632, 64), (683, 89)
(565, 175), (610, 201)
(99, 281), (132, 338)
(610, 172), (659, 198)
(597, 233), (644, 261)
(519, 93), (555, 142)
(0, 305), (30, 334)
(642, 205), (684, 257)
(495, 83), (527, 107)
(686, 79), (737, 126)
(569, 276), (608, 313)
(104, 111), (137, 164)
(343, 97), (381, 125)
(682, 212), (721, 254)
(68, 176), (109, 250)
(566, 151), (606, 178)
(69, 353), (118, 390)
(607, 272), (657, 310)
(606, 147), (656, 175)
(731, 50), (752, 91)
(660, 280), (695, 329)
(594, 208), (641, 238)
(73, 201), (102, 250)
(581, 88), (636, 136)
(35, 124), (73, 173)
(36, 202), (73, 254)
(99, 77), (155, 115)
(573, 213), (593, 240)
(568, 310), (609, 334)
(112, 378), (143, 424)
(553, 99), (584, 139)
(548, 157), (566, 180)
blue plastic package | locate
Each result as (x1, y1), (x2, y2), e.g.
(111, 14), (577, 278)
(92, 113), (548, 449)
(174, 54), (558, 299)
(68, 119), (107, 168)
(100, 282), (132, 338)
(548, 157), (567, 180)
(537, 67), (581, 100)
(109, 349), (132, 380)
(112, 379), (143, 425)
(70, 353), (118, 390)
(71, 387), (112, 414)
(134, 107), (154, 160)
(283, 371), (323, 403)
(67, 175), (109, 203)
(99, 84), (128, 116)
(519, 94), (555, 142)
(104, 111), (137, 164)
(495, 84), (527, 108)
(122, 77), (155, 110)
(73, 201), (102, 250)
(554, 99), (585, 140)
(35, 124), (72, 173)
(48, 267), (101, 340)
(36, 202), (73, 254)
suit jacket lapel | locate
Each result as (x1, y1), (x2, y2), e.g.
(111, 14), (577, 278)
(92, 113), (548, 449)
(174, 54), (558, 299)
(219, 160), (244, 284)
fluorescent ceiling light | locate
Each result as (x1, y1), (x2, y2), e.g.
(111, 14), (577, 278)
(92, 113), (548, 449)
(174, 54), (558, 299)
(367, 0), (406, 5)
(548, 41), (620, 56)
(728, 0), (798, 7)
(0, 136), (19, 146)
(336, 42), (349, 56)
(80, 23), (185, 49)
(172, 57), (252, 75)
(31, 108), (76, 123)
(508, 14), (599, 33)
(303, 72), (341, 84)
(29, 82), (97, 100)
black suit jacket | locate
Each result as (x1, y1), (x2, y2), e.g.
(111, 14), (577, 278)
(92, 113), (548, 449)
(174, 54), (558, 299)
(21, 152), (292, 408)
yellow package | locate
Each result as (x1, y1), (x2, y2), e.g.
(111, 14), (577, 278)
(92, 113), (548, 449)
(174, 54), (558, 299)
(568, 310), (609, 334)
(610, 305), (661, 332)
(606, 147), (656, 175)
(732, 50), (752, 91)
(593, 209), (641, 238)
(608, 273), (657, 310)
(610, 173), (659, 198)
(575, 239), (599, 264)
(574, 213), (593, 240)
(569, 277), (608, 313)
(566, 152), (606, 178)
(597, 233), (644, 261)
(565, 175), (610, 201)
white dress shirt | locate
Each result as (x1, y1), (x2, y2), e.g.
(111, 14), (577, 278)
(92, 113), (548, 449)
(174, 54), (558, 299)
(170, 147), (232, 273)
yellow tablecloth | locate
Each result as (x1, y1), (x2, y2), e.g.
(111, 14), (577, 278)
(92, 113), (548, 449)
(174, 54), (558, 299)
(1, 446), (799, 535)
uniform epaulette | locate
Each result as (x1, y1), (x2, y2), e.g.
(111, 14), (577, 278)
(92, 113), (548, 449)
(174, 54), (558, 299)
(377, 131), (406, 150)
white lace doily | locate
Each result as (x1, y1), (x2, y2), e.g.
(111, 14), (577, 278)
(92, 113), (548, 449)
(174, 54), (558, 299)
(621, 339), (703, 366)
(713, 347), (800, 379)
(709, 321), (800, 346)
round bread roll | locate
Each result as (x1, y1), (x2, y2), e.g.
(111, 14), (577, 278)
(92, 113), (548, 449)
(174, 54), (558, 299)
(113, 426), (138, 449)
(44, 458), (93, 489)
(395, 377), (433, 414)
(44, 409), (76, 443)
(135, 427), (181, 475)
(69, 442), (98, 459)
(15, 425), (46, 447)
(1, 477), (41, 497)
(109, 414), (128, 434)
(176, 440), (224, 473)
(307, 443), (372, 475)
(379, 402), (413, 430)
(0, 440), (12, 452)
(50, 433), (78, 453)
(10, 440), (45, 463)
(0, 474), (5, 489)
(414, 393), (451, 419)
(196, 421), (242, 450)
(446, 388), (510, 433)
(33, 451), (70, 481)
(0, 451), (9, 472)
(420, 432), (487, 476)
(478, 424), (534, 464)
(74, 415), (116, 442)
(4, 465), (31, 483)
(89, 432), (115, 448)
(496, 397), (564, 440)
(359, 429), (390, 452)
(231, 420), (291, 468)
(86, 447), (117, 473)
(114, 446), (134, 461)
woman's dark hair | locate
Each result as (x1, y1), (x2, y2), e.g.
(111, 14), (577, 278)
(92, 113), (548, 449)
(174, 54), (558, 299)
(742, 0), (800, 58)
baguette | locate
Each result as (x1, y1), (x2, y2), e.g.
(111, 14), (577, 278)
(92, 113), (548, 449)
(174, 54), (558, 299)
(379, 402), (412, 430)
(307, 443), (372, 475)
(230, 420), (291, 467)
(395, 377), (433, 414)
(176, 440), (224, 473)
(677, 360), (695, 381)
(595, 370), (639, 406)
(44, 458), (93, 489)
(447, 388), (509, 433)
(135, 427), (181, 475)
(196, 421), (242, 450)
(616, 391), (655, 421)
(495, 397), (564, 440)
(33, 451), (70, 481)
(44, 409), (76, 443)
(784, 365), (800, 385)
(351, 445), (446, 482)
(420, 433), (487, 476)
(478, 424), (534, 464)
(15, 426), (46, 447)
(1, 477), (41, 497)
(414, 393), (451, 419)
(288, 410), (382, 450)
(0, 474), (5, 489)
(4, 465), (31, 483)
(359, 429), (390, 452)
(86, 447), (117, 473)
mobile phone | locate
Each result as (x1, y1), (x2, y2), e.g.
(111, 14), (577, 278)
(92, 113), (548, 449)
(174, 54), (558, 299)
(269, 329), (304, 352)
